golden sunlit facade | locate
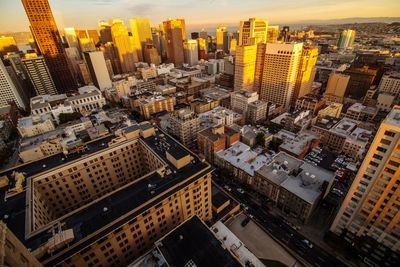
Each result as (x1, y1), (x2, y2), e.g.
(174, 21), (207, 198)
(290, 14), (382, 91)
(267, 26), (279, 43)
(238, 18), (268, 46)
(130, 18), (152, 62)
(292, 46), (319, 104)
(0, 36), (18, 56)
(331, 106), (400, 252)
(216, 25), (227, 51)
(234, 44), (257, 91)
(163, 19), (186, 67)
(110, 19), (138, 73)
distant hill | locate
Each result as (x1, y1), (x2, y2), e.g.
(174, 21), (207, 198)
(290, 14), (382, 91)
(296, 17), (400, 25)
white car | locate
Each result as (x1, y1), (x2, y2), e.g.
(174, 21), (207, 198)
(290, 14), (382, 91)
(237, 188), (245, 194)
(302, 239), (313, 248)
(224, 185), (232, 191)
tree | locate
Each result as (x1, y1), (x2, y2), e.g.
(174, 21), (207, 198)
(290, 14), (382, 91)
(59, 112), (82, 124)
(255, 132), (266, 148)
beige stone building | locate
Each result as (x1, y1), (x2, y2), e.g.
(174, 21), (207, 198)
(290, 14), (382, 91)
(0, 122), (213, 266)
(323, 72), (350, 104)
(330, 106), (400, 262)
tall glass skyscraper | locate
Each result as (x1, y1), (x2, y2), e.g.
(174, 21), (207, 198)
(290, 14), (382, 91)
(21, 0), (77, 93)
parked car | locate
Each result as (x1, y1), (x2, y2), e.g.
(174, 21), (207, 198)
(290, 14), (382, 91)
(302, 239), (313, 248)
(241, 217), (250, 227)
(237, 188), (245, 194)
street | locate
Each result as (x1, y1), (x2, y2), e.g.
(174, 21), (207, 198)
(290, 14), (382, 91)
(214, 174), (346, 267)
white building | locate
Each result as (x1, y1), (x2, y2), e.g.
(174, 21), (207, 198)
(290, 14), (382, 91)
(17, 114), (56, 138)
(184, 39), (199, 66)
(66, 86), (106, 113)
(0, 58), (26, 109)
(378, 72), (400, 98)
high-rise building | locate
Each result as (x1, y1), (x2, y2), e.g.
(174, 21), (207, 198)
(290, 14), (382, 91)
(330, 106), (400, 265)
(64, 27), (79, 50)
(197, 38), (207, 60)
(3, 53), (35, 101)
(100, 42), (122, 75)
(280, 26), (290, 42)
(199, 28), (208, 52)
(254, 43), (266, 93)
(86, 29), (100, 45)
(0, 59), (26, 109)
(238, 18), (268, 46)
(337, 29), (356, 49)
(229, 38), (237, 55)
(22, 55), (57, 95)
(267, 26), (279, 43)
(0, 123), (213, 266)
(110, 19), (138, 73)
(323, 72), (350, 104)
(98, 20), (113, 44)
(184, 39), (199, 66)
(234, 44), (257, 91)
(292, 46), (319, 103)
(21, 0), (77, 93)
(259, 43), (303, 109)
(0, 36), (19, 56)
(130, 18), (152, 62)
(84, 51), (112, 91)
(78, 37), (96, 53)
(163, 19), (186, 67)
(143, 42), (161, 66)
(216, 25), (227, 52)
(191, 32), (199, 40)
(78, 61), (92, 85)
(168, 109), (200, 148)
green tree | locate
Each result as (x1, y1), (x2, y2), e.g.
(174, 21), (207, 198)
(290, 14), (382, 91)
(59, 112), (83, 124)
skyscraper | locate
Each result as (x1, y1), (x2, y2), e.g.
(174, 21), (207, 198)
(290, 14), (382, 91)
(199, 28), (208, 52)
(21, 0), (77, 93)
(0, 36), (19, 56)
(259, 42), (303, 109)
(267, 26), (279, 43)
(64, 28), (79, 50)
(238, 18), (268, 46)
(143, 42), (161, 66)
(130, 18), (152, 62)
(110, 19), (138, 73)
(337, 29), (356, 49)
(22, 55), (57, 95)
(84, 51), (112, 91)
(216, 25), (227, 52)
(234, 44), (257, 91)
(253, 43), (266, 93)
(184, 40), (199, 66)
(98, 20), (113, 44)
(292, 46), (319, 103)
(163, 19), (186, 67)
(0, 59), (26, 109)
(330, 106), (400, 263)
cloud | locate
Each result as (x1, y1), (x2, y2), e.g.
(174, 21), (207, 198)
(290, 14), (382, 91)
(92, 0), (114, 5)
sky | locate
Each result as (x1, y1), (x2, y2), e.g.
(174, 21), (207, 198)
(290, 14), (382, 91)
(0, 0), (399, 32)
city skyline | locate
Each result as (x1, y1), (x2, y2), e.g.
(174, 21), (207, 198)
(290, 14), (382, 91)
(1, 0), (400, 32)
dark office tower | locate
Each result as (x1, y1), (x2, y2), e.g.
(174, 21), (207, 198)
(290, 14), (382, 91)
(163, 19), (186, 67)
(280, 26), (290, 42)
(98, 21), (113, 44)
(191, 32), (199, 40)
(21, 0), (77, 93)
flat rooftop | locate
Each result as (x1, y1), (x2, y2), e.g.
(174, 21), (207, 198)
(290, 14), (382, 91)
(155, 216), (242, 267)
(216, 142), (272, 176)
(279, 130), (320, 156)
(0, 128), (211, 266)
(385, 106), (400, 127)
